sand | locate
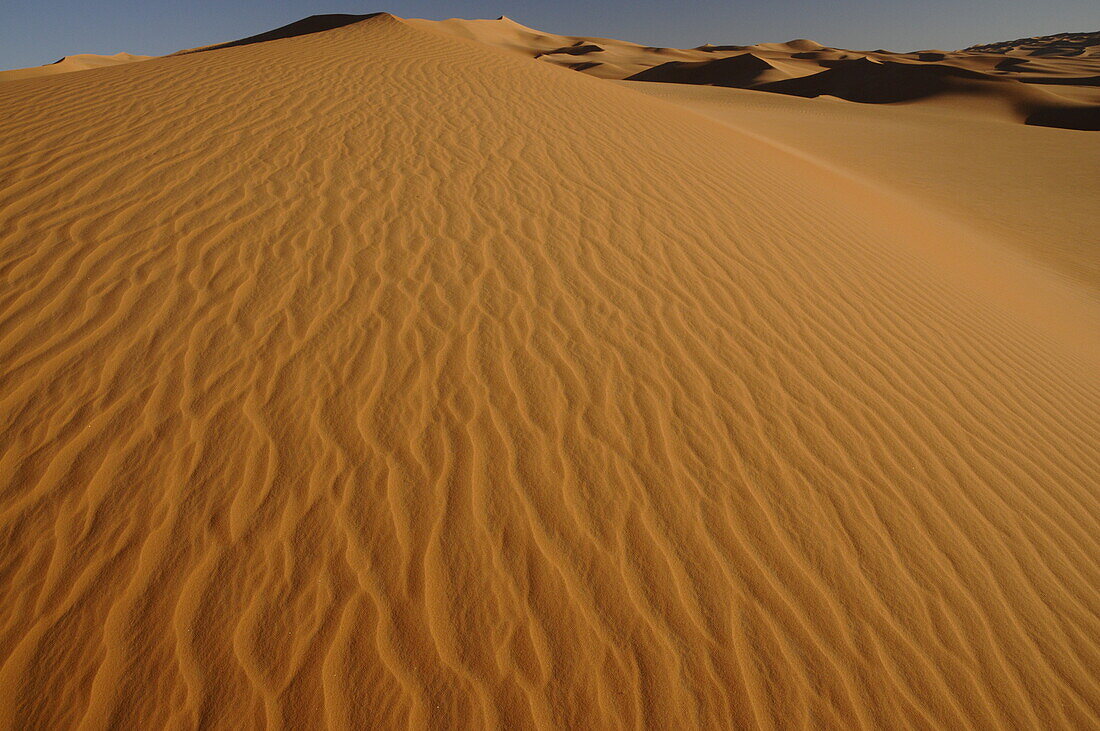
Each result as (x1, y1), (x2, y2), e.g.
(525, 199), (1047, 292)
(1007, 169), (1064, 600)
(413, 19), (1100, 129)
(0, 13), (1098, 729)
(628, 82), (1100, 288)
(0, 53), (152, 83)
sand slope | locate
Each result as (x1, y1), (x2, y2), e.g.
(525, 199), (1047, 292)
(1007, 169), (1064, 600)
(413, 17), (1100, 129)
(0, 52), (152, 83)
(404, 15), (708, 79)
(0, 13), (1098, 729)
(627, 81), (1100, 287)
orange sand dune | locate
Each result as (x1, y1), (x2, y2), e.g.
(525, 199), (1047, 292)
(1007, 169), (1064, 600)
(174, 13), (384, 55)
(0, 13), (1098, 729)
(628, 52), (794, 87)
(628, 81), (1100, 288)
(416, 17), (1100, 129)
(0, 52), (152, 83)
(7, 16), (1096, 128)
(625, 47), (1100, 128)
(405, 15), (707, 78)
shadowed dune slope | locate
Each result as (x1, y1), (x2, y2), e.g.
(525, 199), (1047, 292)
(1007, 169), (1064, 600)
(404, 15), (706, 79)
(0, 13), (1098, 729)
(1025, 104), (1100, 130)
(175, 14), (384, 55)
(628, 52), (790, 87)
(756, 57), (998, 101)
(627, 53), (1099, 128)
(751, 58), (1099, 128)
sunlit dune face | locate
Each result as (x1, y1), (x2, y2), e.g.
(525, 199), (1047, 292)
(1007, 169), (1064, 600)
(0, 14), (1097, 729)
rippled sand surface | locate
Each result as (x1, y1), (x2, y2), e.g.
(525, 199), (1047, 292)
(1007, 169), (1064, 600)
(0, 14), (1097, 728)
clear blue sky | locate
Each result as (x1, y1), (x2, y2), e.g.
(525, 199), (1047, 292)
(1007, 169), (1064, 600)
(2, 0), (1097, 71)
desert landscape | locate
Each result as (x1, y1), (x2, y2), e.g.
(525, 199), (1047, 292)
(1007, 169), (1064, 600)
(0, 11), (1098, 729)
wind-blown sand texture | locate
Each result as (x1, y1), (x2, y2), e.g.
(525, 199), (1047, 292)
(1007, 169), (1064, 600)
(0, 13), (1098, 729)
(627, 82), (1100, 287)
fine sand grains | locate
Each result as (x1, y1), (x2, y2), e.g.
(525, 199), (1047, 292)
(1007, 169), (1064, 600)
(0, 14), (1097, 729)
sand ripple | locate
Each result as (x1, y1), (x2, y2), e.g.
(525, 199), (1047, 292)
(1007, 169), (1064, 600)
(0, 14), (1097, 728)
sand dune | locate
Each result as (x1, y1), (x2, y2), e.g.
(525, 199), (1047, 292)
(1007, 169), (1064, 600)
(0, 12), (1098, 729)
(404, 15), (708, 79)
(746, 58), (1100, 127)
(628, 81), (1100, 289)
(174, 14), (385, 55)
(629, 52), (793, 88)
(7, 16), (1096, 129)
(625, 46), (1099, 128)
(0, 52), (152, 83)
(965, 31), (1100, 58)
(413, 17), (1100, 129)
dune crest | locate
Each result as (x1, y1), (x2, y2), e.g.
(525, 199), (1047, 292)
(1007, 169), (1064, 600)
(174, 13), (389, 54)
(0, 52), (152, 83)
(0, 12), (1098, 729)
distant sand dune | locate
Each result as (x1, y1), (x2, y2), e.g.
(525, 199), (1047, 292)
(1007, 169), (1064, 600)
(629, 52), (792, 87)
(0, 13), (1098, 729)
(0, 52), (151, 83)
(965, 31), (1100, 58)
(747, 58), (1100, 128)
(416, 17), (1100, 130)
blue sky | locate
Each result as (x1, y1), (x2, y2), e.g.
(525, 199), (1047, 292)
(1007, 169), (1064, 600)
(2, 0), (1097, 71)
